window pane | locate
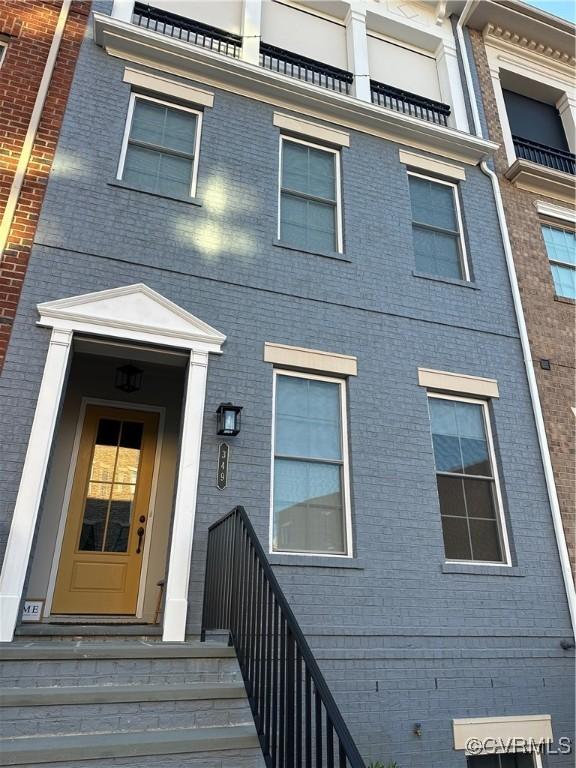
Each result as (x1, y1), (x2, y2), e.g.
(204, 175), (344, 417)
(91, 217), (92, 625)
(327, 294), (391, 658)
(282, 141), (308, 192)
(273, 459), (345, 553)
(413, 226), (463, 279)
(455, 402), (485, 439)
(276, 376), (341, 460)
(307, 200), (336, 252)
(550, 263), (576, 299)
(123, 144), (162, 192)
(131, 99), (196, 155)
(469, 518), (502, 562)
(104, 484), (134, 553)
(432, 434), (463, 473)
(430, 398), (458, 436)
(437, 475), (466, 516)
(464, 478), (497, 519)
(308, 147), (335, 199)
(542, 225), (576, 266)
(157, 153), (193, 198)
(409, 175), (457, 231)
(441, 515), (471, 560)
(281, 192), (336, 252)
(79, 483), (110, 552)
(282, 141), (335, 200)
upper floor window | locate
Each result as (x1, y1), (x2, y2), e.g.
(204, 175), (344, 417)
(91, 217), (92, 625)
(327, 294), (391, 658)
(117, 94), (202, 198)
(408, 172), (469, 281)
(503, 89), (569, 153)
(428, 394), (509, 564)
(279, 136), (342, 253)
(541, 225), (576, 299)
(468, 754), (536, 768)
(271, 371), (351, 556)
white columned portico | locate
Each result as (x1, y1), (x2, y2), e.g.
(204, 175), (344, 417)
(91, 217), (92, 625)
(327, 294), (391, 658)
(345, 8), (371, 103)
(0, 328), (72, 642)
(162, 351), (209, 641)
(0, 284), (225, 643)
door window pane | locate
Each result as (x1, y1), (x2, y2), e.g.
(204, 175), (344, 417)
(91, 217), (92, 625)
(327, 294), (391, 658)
(78, 418), (144, 553)
(429, 398), (506, 563)
(409, 174), (466, 279)
(273, 375), (348, 554)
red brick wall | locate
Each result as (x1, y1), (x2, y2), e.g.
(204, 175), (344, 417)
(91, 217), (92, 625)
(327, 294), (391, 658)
(0, 0), (89, 369)
(470, 30), (576, 578)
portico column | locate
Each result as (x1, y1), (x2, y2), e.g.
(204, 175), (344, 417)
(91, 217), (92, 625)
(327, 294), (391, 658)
(163, 350), (209, 642)
(345, 8), (371, 102)
(240, 0), (262, 66)
(436, 42), (470, 132)
(0, 327), (72, 642)
(111, 0), (134, 23)
(556, 93), (576, 154)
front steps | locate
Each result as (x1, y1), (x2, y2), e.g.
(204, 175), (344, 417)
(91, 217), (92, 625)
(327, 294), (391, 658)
(0, 637), (264, 767)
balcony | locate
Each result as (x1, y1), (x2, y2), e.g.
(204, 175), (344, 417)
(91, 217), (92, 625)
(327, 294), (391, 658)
(512, 136), (575, 176)
(259, 43), (353, 95)
(370, 80), (451, 127)
(505, 135), (575, 204)
(131, 2), (242, 58)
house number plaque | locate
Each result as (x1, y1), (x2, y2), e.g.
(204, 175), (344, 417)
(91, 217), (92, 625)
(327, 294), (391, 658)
(217, 442), (229, 490)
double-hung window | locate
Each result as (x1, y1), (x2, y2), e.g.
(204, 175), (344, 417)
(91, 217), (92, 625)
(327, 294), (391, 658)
(279, 137), (342, 253)
(541, 225), (576, 299)
(117, 94), (201, 198)
(428, 394), (509, 564)
(408, 172), (469, 280)
(271, 371), (351, 555)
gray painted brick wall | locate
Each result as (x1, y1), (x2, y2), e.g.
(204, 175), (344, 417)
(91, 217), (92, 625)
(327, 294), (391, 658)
(0, 9), (573, 767)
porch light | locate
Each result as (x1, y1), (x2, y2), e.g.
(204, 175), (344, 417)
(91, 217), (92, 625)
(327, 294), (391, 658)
(115, 364), (143, 393)
(216, 403), (242, 436)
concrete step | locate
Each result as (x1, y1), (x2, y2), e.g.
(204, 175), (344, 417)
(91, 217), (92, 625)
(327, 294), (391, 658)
(0, 682), (252, 738)
(0, 642), (240, 688)
(0, 725), (263, 766)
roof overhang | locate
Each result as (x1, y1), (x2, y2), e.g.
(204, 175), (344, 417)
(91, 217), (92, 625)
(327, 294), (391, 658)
(93, 12), (498, 166)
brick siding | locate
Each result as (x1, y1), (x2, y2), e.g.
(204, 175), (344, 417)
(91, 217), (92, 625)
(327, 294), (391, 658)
(0, 0), (89, 370)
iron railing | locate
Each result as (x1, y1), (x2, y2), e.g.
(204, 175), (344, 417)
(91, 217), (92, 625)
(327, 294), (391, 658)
(370, 80), (451, 126)
(201, 506), (366, 768)
(512, 135), (575, 175)
(132, 2), (242, 58)
(260, 43), (354, 94)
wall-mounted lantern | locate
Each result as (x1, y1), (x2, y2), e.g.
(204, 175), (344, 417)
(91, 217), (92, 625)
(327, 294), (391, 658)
(216, 403), (242, 436)
(115, 364), (143, 393)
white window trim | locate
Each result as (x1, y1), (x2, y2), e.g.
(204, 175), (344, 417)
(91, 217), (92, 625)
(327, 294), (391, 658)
(428, 392), (512, 567)
(408, 170), (470, 282)
(277, 135), (344, 254)
(269, 369), (353, 558)
(116, 92), (203, 198)
(0, 41), (7, 69)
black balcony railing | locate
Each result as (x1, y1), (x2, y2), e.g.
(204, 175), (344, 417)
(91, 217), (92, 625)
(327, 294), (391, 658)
(512, 135), (575, 175)
(132, 2), (242, 58)
(370, 80), (451, 126)
(201, 506), (366, 768)
(260, 43), (354, 94)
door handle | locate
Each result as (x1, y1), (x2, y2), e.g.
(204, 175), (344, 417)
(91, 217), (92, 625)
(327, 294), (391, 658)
(136, 526), (145, 554)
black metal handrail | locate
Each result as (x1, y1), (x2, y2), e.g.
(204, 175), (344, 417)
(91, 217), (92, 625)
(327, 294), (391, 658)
(132, 2), (242, 58)
(370, 79), (451, 126)
(260, 42), (354, 94)
(201, 506), (365, 768)
(512, 135), (575, 175)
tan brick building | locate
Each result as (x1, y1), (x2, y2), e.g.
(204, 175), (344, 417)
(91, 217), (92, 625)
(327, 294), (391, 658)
(467, 3), (575, 577)
(0, 0), (89, 370)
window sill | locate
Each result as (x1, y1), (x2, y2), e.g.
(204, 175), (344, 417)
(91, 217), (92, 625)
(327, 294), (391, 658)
(412, 271), (479, 289)
(554, 294), (575, 305)
(268, 554), (364, 569)
(108, 181), (203, 206)
(273, 240), (351, 263)
(442, 562), (525, 577)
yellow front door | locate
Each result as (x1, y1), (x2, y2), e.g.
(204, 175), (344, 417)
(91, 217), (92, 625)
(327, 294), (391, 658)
(52, 405), (159, 615)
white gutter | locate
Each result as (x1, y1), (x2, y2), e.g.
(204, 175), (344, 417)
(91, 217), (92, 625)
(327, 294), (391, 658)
(0, 0), (72, 260)
(457, 1), (576, 636)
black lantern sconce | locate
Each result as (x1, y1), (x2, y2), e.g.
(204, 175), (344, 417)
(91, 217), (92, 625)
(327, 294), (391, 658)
(115, 364), (143, 393)
(216, 403), (242, 436)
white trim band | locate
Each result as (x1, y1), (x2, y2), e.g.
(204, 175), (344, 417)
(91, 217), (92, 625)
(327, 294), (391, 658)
(418, 368), (499, 398)
(535, 200), (576, 225)
(453, 714), (553, 752)
(399, 149), (466, 181)
(123, 67), (214, 108)
(264, 342), (357, 377)
(273, 112), (350, 148)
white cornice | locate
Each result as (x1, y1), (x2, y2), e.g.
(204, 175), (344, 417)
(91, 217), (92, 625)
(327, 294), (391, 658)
(484, 23), (575, 67)
(505, 159), (576, 206)
(93, 12), (497, 165)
